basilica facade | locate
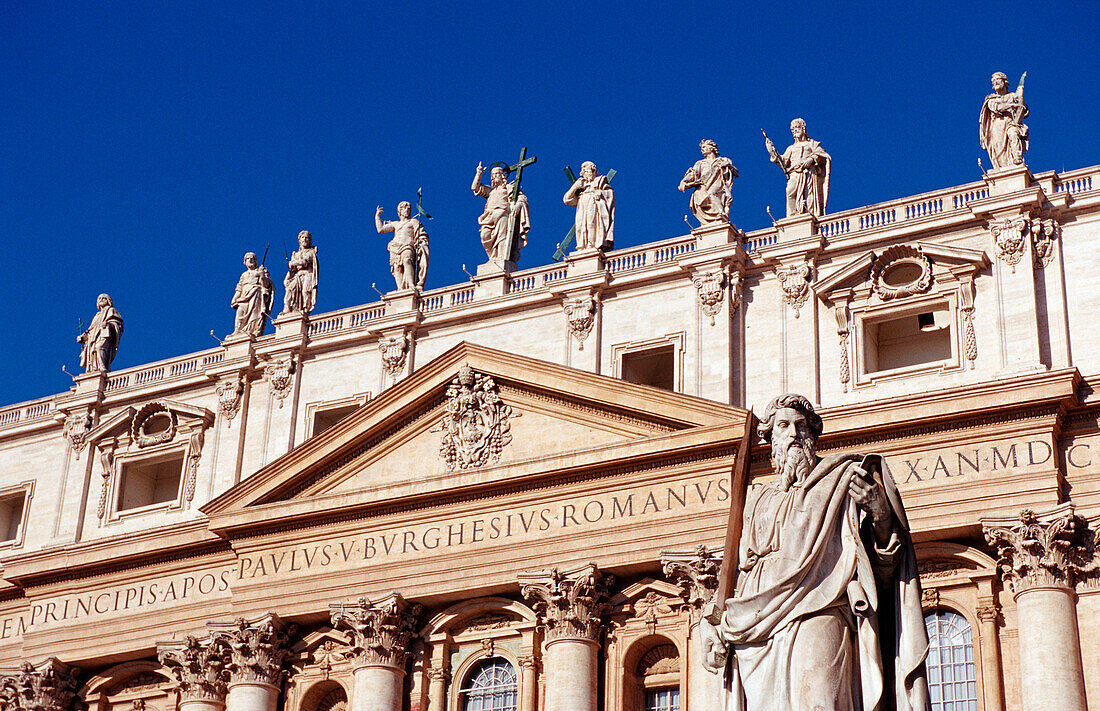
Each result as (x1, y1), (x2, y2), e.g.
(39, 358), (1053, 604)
(0, 147), (1099, 711)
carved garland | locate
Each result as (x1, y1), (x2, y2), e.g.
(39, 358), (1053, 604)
(775, 262), (812, 317)
(870, 245), (932, 300)
(692, 271), (727, 326)
(562, 296), (597, 348)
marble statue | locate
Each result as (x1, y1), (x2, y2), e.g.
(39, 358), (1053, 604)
(700, 394), (930, 711)
(282, 230), (318, 316)
(230, 252), (274, 337)
(678, 139), (738, 225)
(472, 162), (530, 263)
(375, 202), (429, 291)
(766, 118), (832, 217)
(980, 71), (1029, 169)
(78, 293), (124, 373)
(563, 161), (615, 251)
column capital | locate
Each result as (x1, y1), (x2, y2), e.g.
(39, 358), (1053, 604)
(208, 613), (293, 687)
(661, 545), (721, 620)
(982, 503), (1099, 594)
(0, 658), (79, 711)
(157, 636), (230, 704)
(329, 593), (422, 670)
(519, 563), (612, 643)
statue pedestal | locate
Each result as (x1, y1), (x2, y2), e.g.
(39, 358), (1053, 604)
(476, 259), (517, 276)
(273, 312), (307, 340)
(72, 372), (106, 397)
(691, 222), (739, 250)
(773, 213), (818, 245)
(565, 249), (605, 276)
(384, 288), (419, 316)
(985, 164), (1034, 196)
(222, 333), (255, 362)
(473, 260), (515, 300)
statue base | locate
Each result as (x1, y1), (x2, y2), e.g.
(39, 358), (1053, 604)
(273, 312), (308, 340)
(384, 288), (419, 315)
(566, 248), (605, 276)
(72, 372), (107, 397)
(476, 259), (517, 276)
(222, 333), (256, 362)
(985, 163), (1033, 196)
(691, 222), (740, 250)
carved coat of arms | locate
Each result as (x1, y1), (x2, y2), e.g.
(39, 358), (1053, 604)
(692, 271), (727, 325)
(989, 217), (1028, 271)
(435, 366), (516, 470)
(775, 262), (812, 317)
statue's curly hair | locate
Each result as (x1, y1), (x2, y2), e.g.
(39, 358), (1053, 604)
(756, 393), (823, 443)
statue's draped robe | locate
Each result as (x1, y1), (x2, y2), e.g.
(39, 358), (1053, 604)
(719, 453), (930, 711)
(80, 306), (124, 373)
(778, 140), (831, 217)
(231, 267), (273, 337)
(474, 182), (530, 262)
(379, 218), (429, 289)
(283, 246), (318, 314)
(682, 156), (735, 224)
(980, 92), (1029, 168)
(564, 175), (614, 251)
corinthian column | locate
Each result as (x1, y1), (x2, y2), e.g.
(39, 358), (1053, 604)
(158, 636), (230, 711)
(982, 504), (1099, 711)
(209, 614), (292, 711)
(0, 658), (79, 711)
(519, 563), (611, 711)
(330, 594), (422, 711)
(662, 545), (724, 711)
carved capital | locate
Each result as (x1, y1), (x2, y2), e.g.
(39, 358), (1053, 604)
(0, 659), (79, 711)
(516, 655), (537, 672)
(378, 335), (411, 379)
(208, 613), (293, 687)
(215, 378), (244, 428)
(975, 604), (1000, 625)
(692, 271), (728, 326)
(264, 360), (295, 408)
(158, 636), (230, 703)
(426, 667), (450, 684)
(519, 563), (612, 643)
(661, 545), (721, 618)
(562, 296), (597, 348)
(774, 261), (812, 317)
(982, 504), (1100, 593)
(329, 593), (422, 669)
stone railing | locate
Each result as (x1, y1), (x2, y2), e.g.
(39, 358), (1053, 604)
(605, 235), (696, 274)
(0, 395), (55, 430)
(105, 348), (226, 394)
(1053, 165), (1099, 196)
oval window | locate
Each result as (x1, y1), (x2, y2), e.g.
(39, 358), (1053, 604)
(882, 261), (924, 287)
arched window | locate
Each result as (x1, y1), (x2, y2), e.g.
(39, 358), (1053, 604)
(637, 643), (680, 711)
(924, 610), (977, 711)
(461, 658), (517, 711)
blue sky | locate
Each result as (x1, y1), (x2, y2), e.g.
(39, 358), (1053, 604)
(2, 1), (1098, 405)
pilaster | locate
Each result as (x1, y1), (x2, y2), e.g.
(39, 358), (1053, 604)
(0, 658), (79, 711)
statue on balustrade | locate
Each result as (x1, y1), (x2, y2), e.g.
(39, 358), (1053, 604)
(679, 139), (738, 225)
(564, 161), (615, 252)
(375, 201), (429, 291)
(472, 162), (530, 264)
(282, 230), (318, 316)
(230, 251), (274, 338)
(78, 293), (124, 373)
(765, 118), (832, 217)
(699, 394), (931, 711)
(980, 71), (1029, 169)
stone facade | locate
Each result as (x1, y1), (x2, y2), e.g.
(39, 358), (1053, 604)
(0, 163), (1099, 711)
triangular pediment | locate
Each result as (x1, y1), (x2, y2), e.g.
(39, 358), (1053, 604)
(816, 241), (989, 304)
(202, 342), (749, 538)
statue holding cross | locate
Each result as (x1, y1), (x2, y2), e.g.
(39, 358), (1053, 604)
(471, 147), (536, 266)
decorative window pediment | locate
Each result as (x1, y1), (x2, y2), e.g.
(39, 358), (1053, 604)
(815, 242), (989, 391)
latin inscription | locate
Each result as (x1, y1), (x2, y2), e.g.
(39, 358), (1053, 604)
(886, 438), (1053, 484)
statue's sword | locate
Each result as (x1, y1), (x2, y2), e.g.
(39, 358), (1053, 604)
(715, 412), (758, 607)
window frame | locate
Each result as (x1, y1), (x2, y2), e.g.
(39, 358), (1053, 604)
(610, 333), (686, 393)
(0, 482), (33, 550)
(107, 446), (189, 521)
(458, 656), (518, 711)
(304, 392), (370, 440)
(924, 608), (979, 711)
(852, 292), (963, 386)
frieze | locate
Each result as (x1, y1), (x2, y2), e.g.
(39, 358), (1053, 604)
(917, 560), (970, 579)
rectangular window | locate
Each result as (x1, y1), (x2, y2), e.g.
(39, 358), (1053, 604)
(644, 688), (680, 711)
(621, 345), (676, 391)
(312, 404), (360, 438)
(118, 452), (184, 511)
(0, 493), (26, 542)
(863, 304), (952, 374)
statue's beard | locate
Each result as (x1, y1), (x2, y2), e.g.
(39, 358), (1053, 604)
(771, 435), (817, 491)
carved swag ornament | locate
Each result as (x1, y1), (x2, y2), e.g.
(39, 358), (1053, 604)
(329, 595), (422, 669)
(520, 563), (612, 643)
(775, 262), (812, 317)
(983, 506), (1100, 592)
(434, 365), (516, 470)
(562, 296), (597, 348)
(692, 271), (728, 326)
(0, 659), (79, 711)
